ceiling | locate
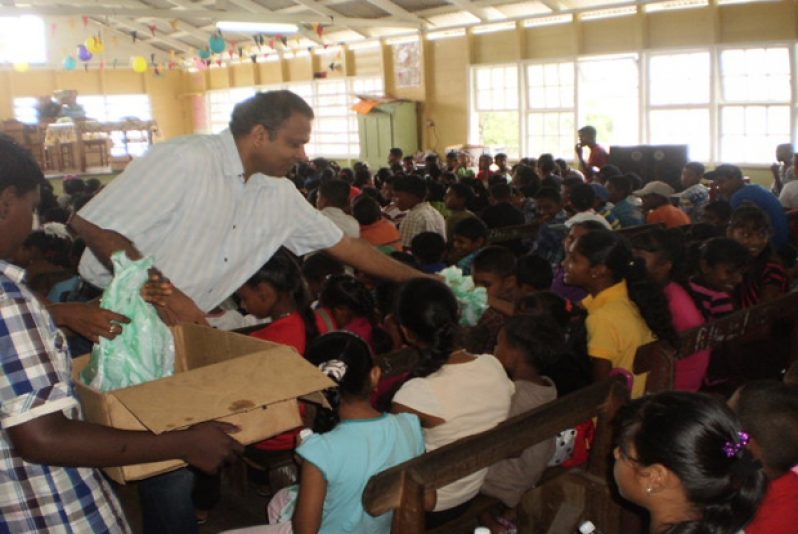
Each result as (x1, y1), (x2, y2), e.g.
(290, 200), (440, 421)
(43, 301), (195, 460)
(0, 0), (706, 56)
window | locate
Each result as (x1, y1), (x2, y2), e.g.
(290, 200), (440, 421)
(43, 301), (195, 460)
(0, 16), (46, 64)
(206, 88), (258, 134)
(648, 52), (711, 161)
(719, 47), (791, 163)
(78, 95), (154, 157)
(470, 65), (520, 157)
(13, 97), (38, 125)
(527, 62), (575, 158)
(578, 55), (639, 147)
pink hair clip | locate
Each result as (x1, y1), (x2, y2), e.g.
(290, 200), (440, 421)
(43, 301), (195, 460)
(722, 431), (750, 458)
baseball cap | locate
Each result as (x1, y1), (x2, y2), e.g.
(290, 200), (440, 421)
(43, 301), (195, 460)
(704, 164), (743, 182)
(633, 180), (675, 197)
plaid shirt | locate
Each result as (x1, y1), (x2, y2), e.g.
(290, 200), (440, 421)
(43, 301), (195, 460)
(0, 261), (130, 534)
(399, 201), (447, 247)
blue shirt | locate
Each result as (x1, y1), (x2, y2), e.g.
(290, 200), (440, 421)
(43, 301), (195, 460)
(297, 412), (425, 533)
(611, 197), (644, 228)
(730, 185), (789, 248)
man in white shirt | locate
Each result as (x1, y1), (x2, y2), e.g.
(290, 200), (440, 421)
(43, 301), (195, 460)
(316, 179), (360, 238)
(68, 90), (424, 533)
(393, 174), (446, 248)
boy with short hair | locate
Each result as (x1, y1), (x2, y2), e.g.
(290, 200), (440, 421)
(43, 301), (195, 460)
(676, 162), (710, 222)
(410, 232), (447, 274)
(531, 187), (569, 271)
(465, 246), (518, 354)
(633, 180), (691, 228)
(607, 174), (644, 228)
(516, 254), (553, 296)
(444, 182), (476, 241)
(316, 179), (360, 238)
(451, 217), (489, 275)
(393, 175), (446, 248)
(0, 136), (242, 533)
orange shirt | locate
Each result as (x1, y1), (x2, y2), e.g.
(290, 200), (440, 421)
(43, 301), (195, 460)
(646, 204), (691, 229)
(360, 218), (402, 252)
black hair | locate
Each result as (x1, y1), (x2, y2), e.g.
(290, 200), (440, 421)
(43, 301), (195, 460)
(0, 134), (45, 195)
(62, 178), (86, 196)
(426, 180), (446, 203)
(535, 186), (562, 204)
(728, 204), (770, 235)
(245, 248), (318, 349)
(392, 175), (427, 200)
(631, 228), (688, 284)
(338, 168), (354, 184)
(394, 278), (459, 378)
(489, 182), (512, 202)
(699, 237), (750, 270)
(229, 90), (314, 139)
(22, 229), (72, 269)
(389, 147), (403, 158)
(562, 176), (584, 190)
(305, 332), (376, 433)
(684, 161), (706, 177)
(569, 183), (596, 212)
(472, 245), (517, 278)
(390, 251), (421, 270)
(301, 252), (345, 285)
(453, 217), (488, 242)
(615, 392), (766, 534)
(515, 291), (591, 396)
(85, 178), (102, 194)
(495, 152), (507, 160)
(574, 231), (679, 349)
(608, 175), (633, 197)
(352, 194), (382, 225)
(578, 125), (597, 137)
(375, 167), (393, 189)
(353, 168), (371, 188)
(319, 274), (390, 353)
(318, 179), (351, 209)
(704, 201), (733, 223)
(517, 254), (553, 290)
(41, 206), (70, 224)
(538, 153), (556, 174)
(447, 182), (474, 204)
(597, 164), (622, 180)
(502, 315), (564, 373)
(735, 381), (798, 477)
(411, 232), (446, 265)
(513, 165), (541, 195)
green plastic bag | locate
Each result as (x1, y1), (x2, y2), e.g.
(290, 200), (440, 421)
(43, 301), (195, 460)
(439, 266), (488, 327)
(81, 252), (175, 392)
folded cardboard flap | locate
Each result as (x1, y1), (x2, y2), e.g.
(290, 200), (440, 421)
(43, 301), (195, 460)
(171, 324), (283, 372)
(112, 349), (334, 434)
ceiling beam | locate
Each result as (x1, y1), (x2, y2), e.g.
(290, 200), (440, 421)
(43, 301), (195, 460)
(226, 0), (325, 45)
(363, 0), (428, 25)
(444, 0), (487, 22)
(291, 0), (371, 38)
(88, 18), (171, 57)
(109, 16), (197, 54)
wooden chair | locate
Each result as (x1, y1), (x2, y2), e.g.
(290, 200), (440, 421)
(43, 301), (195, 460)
(362, 377), (629, 533)
(487, 222), (539, 245)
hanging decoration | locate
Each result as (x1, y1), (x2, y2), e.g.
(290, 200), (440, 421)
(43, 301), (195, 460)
(68, 18), (77, 30)
(278, 35), (288, 47)
(314, 23), (324, 38)
(169, 19), (179, 31)
(149, 24), (157, 37)
(63, 55), (78, 71)
(77, 44), (93, 62)
(250, 54), (258, 64)
(82, 16), (90, 28)
(198, 47), (211, 59)
(131, 55), (148, 73)
(99, 59), (106, 71)
(131, 31), (138, 43)
(209, 33), (226, 54)
(13, 62), (30, 73)
(51, 23), (58, 36)
(86, 35), (105, 55)
(84, 64), (89, 72)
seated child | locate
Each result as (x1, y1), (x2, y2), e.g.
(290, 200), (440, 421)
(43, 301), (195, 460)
(466, 246), (518, 355)
(239, 332), (426, 533)
(12, 224), (74, 298)
(480, 316), (562, 531)
(300, 252), (345, 303)
(550, 220), (606, 304)
(687, 237), (750, 321)
(352, 195), (402, 253)
(727, 205), (788, 308)
(732, 381), (798, 534)
(631, 228), (711, 392)
(444, 183), (476, 241)
(531, 186), (569, 270)
(450, 217), (488, 274)
(411, 232), (447, 274)
(562, 230), (678, 398)
(516, 254), (553, 297)
(614, 392), (766, 533)
(392, 278), (514, 527)
(701, 200), (733, 233)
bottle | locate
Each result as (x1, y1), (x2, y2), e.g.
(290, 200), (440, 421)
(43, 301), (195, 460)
(578, 520), (604, 534)
(474, 528), (491, 534)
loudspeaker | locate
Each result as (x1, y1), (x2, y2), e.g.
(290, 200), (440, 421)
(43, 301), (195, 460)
(608, 145), (688, 188)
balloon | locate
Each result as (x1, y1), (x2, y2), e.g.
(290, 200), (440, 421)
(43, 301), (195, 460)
(63, 55), (78, 71)
(198, 47), (211, 59)
(131, 56), (148, 73)
(209, 34), (226, 54)
(77, 44), (92, 62)
(13, 62), (30, 73)
(86, 36), (104, 54)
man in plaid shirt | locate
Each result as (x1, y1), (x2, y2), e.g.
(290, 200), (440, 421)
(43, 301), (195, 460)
(0, 136), (242, 533)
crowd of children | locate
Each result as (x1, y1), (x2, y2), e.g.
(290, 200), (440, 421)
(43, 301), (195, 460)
(4, 127), (798, 534)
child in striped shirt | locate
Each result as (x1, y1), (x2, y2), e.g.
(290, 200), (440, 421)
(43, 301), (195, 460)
(688, 237), (750, 320)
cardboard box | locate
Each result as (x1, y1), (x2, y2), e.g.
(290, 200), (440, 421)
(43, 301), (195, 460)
(72, 324), (335, 484)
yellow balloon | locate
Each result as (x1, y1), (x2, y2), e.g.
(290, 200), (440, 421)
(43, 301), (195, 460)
(131, 56), (148, 73)
(13, 62), (30, 73)
(86, 36), (105, 55)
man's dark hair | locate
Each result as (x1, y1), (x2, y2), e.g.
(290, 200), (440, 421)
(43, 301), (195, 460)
(473, 245), (517, 277)
(578, 125), (597, 138)
(495, 152), (507, 160)
(597, 164), (622, 180)
(570, 183), (595, 212)
(562, 176), (584, 190)
(704, 200), (733, 221)
(535, 186), (562, 204)
(538, 153), (556, 174)
(453, 217), (488, 241)
(390, 147), (403, 158)
(352, 194), (382, 225)
(608, 175), (632, 197)
(411, 232), (446, 265)
(489, 182), (512, 202)
(392, 175), (427, 200)
(229, 90), (314, 138)
(684, 161), (705, 177)
(0, 134), (45, 194)
(517, 254), (553, 290)
(319, 179), (351, 209)
(447, 182), (474, 204)
(301, 252), (345, 284)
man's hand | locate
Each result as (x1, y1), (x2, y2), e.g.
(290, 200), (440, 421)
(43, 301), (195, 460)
(49, 301), (130, 343)
(141, 269), (208, 327)
(575, 143), (583, 155)
(178, 421), (243, 474)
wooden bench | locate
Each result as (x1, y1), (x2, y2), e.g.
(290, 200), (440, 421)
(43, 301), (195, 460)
(487, 223), (539, 244)
(634, 290), (798, 392)
(362, 377), (628, 533)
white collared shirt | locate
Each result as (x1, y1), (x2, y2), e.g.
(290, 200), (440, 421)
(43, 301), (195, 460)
(320, 206), (360, 238)
(78, 129), (343, 312)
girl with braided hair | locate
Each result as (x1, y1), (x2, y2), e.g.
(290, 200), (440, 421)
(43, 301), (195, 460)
(391, 278), (514, 527)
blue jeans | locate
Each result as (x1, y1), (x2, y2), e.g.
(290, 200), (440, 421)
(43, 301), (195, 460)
(137, 468), (198, 534)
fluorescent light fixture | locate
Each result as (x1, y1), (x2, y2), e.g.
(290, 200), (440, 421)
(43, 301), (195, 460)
(426, 28), (465, 41)
(471, 22), (515, 35)
(347, 40), (380, 51)
(523, 14), (573, 28)
(580, 6), (637, 20)
(385, 34), (419, 45)
(644, 0), (708, 12)
(216, 21), (298, 34)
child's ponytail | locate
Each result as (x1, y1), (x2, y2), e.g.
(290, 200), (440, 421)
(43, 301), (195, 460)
(394, 278), (459, 378)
